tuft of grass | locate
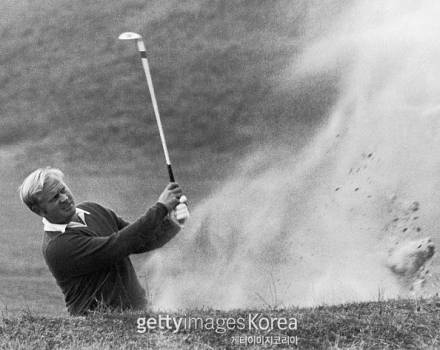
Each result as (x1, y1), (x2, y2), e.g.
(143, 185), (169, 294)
(1, 298), (440, 349)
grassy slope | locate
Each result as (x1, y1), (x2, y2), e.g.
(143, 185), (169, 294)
(2, 298), (440, 349)
(1, 0), (314, 174)
(2, 0), (336, 179)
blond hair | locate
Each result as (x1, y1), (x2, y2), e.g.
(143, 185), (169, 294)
(19, 167), (64, 212)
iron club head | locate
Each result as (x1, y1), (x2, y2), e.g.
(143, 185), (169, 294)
(118, 32), (142, 40)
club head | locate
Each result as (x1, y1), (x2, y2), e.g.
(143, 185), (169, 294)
(118, 32), (142, 41)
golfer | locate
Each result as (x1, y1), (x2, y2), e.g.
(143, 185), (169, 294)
(19, 167), (187, 315)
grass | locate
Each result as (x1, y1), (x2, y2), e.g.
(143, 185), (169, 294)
(1, 298), (440, 349)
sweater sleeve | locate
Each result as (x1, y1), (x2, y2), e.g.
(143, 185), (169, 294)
(45, 203), (180, 278)
(149, 216), (181, 250)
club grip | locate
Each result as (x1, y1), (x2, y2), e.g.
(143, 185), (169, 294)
(167, 164), (175, 182)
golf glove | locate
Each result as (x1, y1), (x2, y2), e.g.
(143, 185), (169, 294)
(174, 195), (190, 226)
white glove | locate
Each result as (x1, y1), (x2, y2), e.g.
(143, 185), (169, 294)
(174, 195), (190, 226)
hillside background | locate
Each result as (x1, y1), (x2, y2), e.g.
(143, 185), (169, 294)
(0, 0), (337, 313)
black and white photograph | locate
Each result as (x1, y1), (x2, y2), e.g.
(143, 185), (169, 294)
(1, 0), (440, 348)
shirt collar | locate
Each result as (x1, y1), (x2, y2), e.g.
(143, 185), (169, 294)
(42, 208), (90, 233)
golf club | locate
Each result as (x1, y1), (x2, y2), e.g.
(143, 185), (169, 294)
(119, 31), (188, 221)
(118, 31), (177, 181)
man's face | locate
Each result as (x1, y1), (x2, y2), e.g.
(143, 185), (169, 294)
(36, 176), (76, 224)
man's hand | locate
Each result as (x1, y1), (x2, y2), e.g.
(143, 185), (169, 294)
(157, 183), (183, 212)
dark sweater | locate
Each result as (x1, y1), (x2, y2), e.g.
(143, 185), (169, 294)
(42, 201), (180, 315)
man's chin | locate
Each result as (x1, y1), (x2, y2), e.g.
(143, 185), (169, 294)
(67, 206), (76, 218)
(61, 204), (76, 222)
(64, 203), (76, 213)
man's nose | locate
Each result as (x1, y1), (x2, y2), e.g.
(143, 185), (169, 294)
(60, 193), (69, 202)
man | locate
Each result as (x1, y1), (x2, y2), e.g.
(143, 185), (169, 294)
(19, 167), (188, 315)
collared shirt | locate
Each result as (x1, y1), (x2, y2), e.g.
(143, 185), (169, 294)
(42, 208), (90, 233)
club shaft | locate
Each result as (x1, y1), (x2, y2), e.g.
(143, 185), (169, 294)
(136, 40), (174, 181)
